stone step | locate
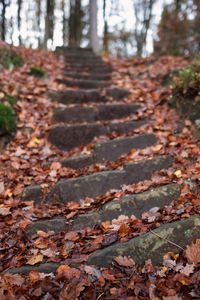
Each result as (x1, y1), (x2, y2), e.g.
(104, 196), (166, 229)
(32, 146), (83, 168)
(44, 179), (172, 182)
(61, 134), (157, 169)
(25, 184), (180, 236)
(53, 103), (140, 124)
(65, 58), (104, 64)
(34, 155), (172, 204)
(48, 119), (146, 151)
(22, 156), (172, 204)
(56, 46), (94, 54)
(63, 72), (111, 81)
(64, 66), (112, 73)
(9, 216), (199, 275)
(65, 62), (108, 68)
(49, 88), (130, 104)
(87, 216), (200, 267)
(56, 78), (111, 89)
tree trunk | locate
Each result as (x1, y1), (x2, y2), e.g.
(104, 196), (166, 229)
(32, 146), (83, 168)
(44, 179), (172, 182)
(68, 0), (83, 47)
(103, 0), (109, 53)
(44, 0), (55, 48)
(61, 0), (67, 46)
(89, 0), (99, 53)
(17, 0), (22, 45)
(36, 0), (42, 47)
(1, 0), (6, 41)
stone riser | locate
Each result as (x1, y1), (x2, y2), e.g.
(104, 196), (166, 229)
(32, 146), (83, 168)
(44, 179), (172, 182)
(49, 88), (130, 104)
(56, 78), (111, 89)
(48, 119), (146, 151)
(52, 103), (140, 124)
(61, 134), (157, 169)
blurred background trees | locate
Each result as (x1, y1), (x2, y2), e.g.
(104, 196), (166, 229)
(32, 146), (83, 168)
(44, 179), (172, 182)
(0, 0), (200, 57)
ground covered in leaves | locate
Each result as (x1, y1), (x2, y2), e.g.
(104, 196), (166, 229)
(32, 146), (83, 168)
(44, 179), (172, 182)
(0, 47), (200, 299)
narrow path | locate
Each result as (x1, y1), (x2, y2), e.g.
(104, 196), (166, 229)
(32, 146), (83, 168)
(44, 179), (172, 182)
(9, 47), (199, 276)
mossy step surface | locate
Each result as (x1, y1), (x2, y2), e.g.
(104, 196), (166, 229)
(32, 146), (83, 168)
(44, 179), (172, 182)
(25, 184), (180, 236)
(49, 88), (130, 104)
(53, 103), (140, 124)
(48, 119), (146, 151)
(62, 134), (156, 168)
(23, 155), (172, 204)
(87, 216), (200, 266)
(57, 78), (111, 89)
(10, 203), (197, 276)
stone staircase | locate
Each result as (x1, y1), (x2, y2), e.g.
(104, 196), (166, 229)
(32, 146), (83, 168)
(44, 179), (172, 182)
(11, 47), (199, 275)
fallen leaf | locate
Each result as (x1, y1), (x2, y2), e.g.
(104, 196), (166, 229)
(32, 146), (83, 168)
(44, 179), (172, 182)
(114, 256), (135, 268)
(0, 182), (5, 195)
(0, 207), (11, 216)
(27, 254), (43, 265)
(174, 170), (182, 178)
(180, 263), (195, 276)
(185, 240), (200, 264)
(3, 273), (25, 286)
(118, 223), (130, 237)
(56, 265), (81, 280)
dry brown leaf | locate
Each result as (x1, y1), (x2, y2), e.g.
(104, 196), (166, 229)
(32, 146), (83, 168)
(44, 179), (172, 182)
(114, 256), (135, 268)
(57, 265), (81, 281)
(185, 240), (200, 264)
(3, 273), (25, 286)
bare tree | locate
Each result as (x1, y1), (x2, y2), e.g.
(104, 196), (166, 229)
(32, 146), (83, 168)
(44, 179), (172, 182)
(17, 0), (22, 45)
(36, 0), (42, 47)
(103, 0), (109, 53)
(134, 0), (156, 56)
(1, 0), (7, 41)
(44, 0), (55, 48)
(61, 0), (67, 46)
(68, 0), (83, 46)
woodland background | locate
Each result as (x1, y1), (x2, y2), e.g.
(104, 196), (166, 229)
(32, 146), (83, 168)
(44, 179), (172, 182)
(1, 0), (200, 57)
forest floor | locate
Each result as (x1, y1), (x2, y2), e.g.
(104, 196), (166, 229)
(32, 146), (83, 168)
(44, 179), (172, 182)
(0, 47), (200, 299)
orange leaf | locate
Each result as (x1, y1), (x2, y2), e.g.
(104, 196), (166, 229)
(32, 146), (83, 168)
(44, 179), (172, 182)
(118, 223), (130, 237)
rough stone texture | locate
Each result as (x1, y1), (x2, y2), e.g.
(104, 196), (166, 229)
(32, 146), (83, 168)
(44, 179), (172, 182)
(56, 78), (111, 89)
(47, 170), (126, 203)
(87, 216), (200, 266)
(26, 217), (67, 236)
(106, 88), (130, 99)
(8, 262), (61, 275)
(65, 66), (112, 74)
(61, 134), (156, 169)
(64, 72), (111, 81)
(46, 155), (173, 204)
(21, 185), (43, 203)
(100, 183), (180, 221)
(48, 123), (106, 151)
(52, 103), (140, 124)
(48, 120), (146, 151)
(49, 89), (106, 104)
(26, 184), (180, 236)
(61, 154), (94, 169)
(49, 88), (130, 104)
(53, 106), (95, 123)
(94, 134), (156, 162)
(124, 155), (173, 184)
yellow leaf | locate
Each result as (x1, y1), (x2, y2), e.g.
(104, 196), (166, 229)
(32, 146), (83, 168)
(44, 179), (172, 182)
(27, 254), (43, 265)
(174, 170), (182, 178)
